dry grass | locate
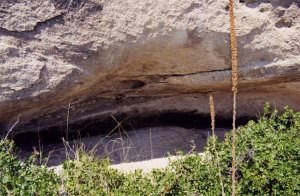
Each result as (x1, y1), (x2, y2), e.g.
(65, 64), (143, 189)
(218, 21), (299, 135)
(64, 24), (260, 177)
(60, 115), (156, 165)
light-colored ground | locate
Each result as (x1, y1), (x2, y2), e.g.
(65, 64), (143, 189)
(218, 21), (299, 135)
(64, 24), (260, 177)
(45, 126), (227, 174)
(51, 155), (181, 175)
(52, 153), (205, 175)
(21, 126), (228, 166)
(110, 155), (181, 173)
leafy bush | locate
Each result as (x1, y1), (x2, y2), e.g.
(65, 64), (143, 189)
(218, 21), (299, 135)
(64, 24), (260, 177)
(62, 104), (300, 195)
(168, 104), (300, 195)
(1, 104), (299, 195)
(62, 152), (179, 195)
(62, 153), (126, 195)
(228, 104), (300, 194)
(0, 140), (60, 195)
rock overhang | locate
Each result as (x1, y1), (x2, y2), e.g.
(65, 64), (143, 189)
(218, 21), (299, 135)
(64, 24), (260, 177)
(0, 0), (299, 136)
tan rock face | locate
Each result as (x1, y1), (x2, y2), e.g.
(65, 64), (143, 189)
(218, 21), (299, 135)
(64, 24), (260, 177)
(0, 0), (299, 134)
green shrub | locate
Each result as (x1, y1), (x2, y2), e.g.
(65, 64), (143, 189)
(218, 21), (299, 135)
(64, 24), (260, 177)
(62, 104), (300, 195)
(228, 104), (300, 194)
(62, 152), (179, 195)
(1, 104), (299, 195)
(62, 153), (126, 195)
(0, 140), (60, 195)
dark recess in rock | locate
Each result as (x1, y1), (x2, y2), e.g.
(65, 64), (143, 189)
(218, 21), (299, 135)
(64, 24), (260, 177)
(275, 18), (293, 28)
(12, 110), (253, 150)
(121, 80), (146, 89)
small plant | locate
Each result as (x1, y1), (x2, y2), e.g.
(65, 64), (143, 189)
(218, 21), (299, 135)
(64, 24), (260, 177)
(0, 139), (60, 195)
(61, 104), (300, 195)
(228, 0), (239, 194)
(62, 150), (126, 195)
(207, 104), (300, 194)
(0, 105), (299, 195)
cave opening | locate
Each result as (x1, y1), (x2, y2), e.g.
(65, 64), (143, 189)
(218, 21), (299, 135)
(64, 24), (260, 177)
(13, 111), (252, 166)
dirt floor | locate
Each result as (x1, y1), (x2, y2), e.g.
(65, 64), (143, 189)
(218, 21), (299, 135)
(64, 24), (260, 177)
(18, 126), (229, 166)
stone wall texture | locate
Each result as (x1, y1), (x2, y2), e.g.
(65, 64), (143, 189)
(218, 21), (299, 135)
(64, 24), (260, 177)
(0, 0), (299, 134)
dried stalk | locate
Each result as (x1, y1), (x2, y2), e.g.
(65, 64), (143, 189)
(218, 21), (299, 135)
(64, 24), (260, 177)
(66, 102), (71, 141)
(209, 95), (225, 196)
(209, 95), (216, 136)
(4, 115), (20, 140)
(229, 0), (238, 195)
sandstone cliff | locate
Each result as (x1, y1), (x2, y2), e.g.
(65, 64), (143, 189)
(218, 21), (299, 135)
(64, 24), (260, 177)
(0, 0), (299, 135)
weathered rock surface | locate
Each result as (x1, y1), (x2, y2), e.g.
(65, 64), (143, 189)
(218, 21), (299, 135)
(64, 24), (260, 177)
(0, 0), (300, 135)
